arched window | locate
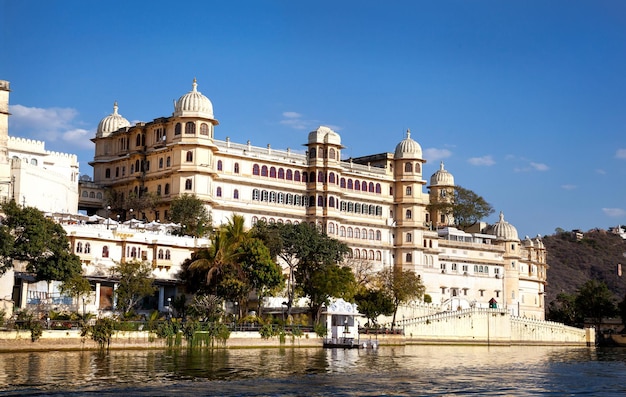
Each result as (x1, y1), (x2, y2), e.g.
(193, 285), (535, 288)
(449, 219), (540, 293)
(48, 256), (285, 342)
(278, 168), (285, 179)
(165, 183), (170, 195)
(102, 246), (109, 258)
(278, 193), (284, 204)
(252, 189), (260, 200)
(406, 209), (412, 219)
(318, 171), (324, 183)
(329, 148), (336, 159)
(340, 226), (346, 237)
(362, 181), (368, 191)
(89, 192), (95, 198)
(85, 243), (91, 254)
(158, 249), (164, 259)
(309, 149), (316, 158)
(369, 250), (374, 260)
(406, 233), (412, 242)
(340, 178), (346, 188)
(369, 182), (374, 192)
(369, 229), (374, 240)
(253, 164), (260, 175)
(186, 151), (193, 162)
(261, 166), (268, 177)
(328, 172), (335, 184)
(347, 179), (353, 189)
(376, 251), (382, 261)
(234, 189), (239, 199)
(174, 123), (182, 135)
(406, 186), (412, 195)
(328, 223), (335, 234)
(301, 171), (307, 182)
(217, 160), (223, 171)
(136, 134), (141, 147)
(405, 163), (413, 172)
(185, 121), (196, 134)
(415, 163), (421, 173)
(216, 187), (222, 197)
(354, 180), (360, 191)
(96, 192), (103, 199)
(355, 228), (361, 239)
(270, 192), (277, 202)
(159, 158), (164, 168)
(185, 179), (192, 190)
(309, 195), (315, 206)
(261, 190), (269, 201)
(105, 168), (111, 178)
(286, 169), (293, 180)
(165, 250), (171, 260)
(270, 167), (277, 178)
(329, 196), (335, 207)
(406, 253), (412, 263)
(317, 196), (324, 207)
(200, 123), (209, 135)
(347, 227), (354, 238)
(355, 203), (361, 214)
(354, 249), (360, 259)
(166, 157), (171, 167)
(76, 242), (83, 253)
(309, 172), (315, 182)
(82, 191), (88, 197)
(294, 170), (301, 182)
(157, 185), (162, 196)
(234, 163), (240, 173)
(376, 230), (381, 240)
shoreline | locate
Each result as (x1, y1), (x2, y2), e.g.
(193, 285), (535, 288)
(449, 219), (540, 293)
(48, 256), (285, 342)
(0, 329), (590, 352)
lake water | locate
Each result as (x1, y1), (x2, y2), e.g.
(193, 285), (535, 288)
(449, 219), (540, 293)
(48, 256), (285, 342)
(0, 345), (625, 396)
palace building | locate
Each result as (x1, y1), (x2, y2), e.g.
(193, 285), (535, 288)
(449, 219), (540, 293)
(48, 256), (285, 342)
(83, 79), (548, 319)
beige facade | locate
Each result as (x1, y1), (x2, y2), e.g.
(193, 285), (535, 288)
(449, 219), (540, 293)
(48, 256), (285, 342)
(82, 80), (548, 319)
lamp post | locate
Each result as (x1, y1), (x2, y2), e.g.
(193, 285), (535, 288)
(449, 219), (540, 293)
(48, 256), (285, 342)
(106, 205), (111, 230)
(167, 297), (172, 319)
(129, 208), (134, 228)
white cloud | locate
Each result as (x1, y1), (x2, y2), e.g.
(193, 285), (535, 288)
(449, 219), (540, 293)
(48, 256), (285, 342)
(602, 208), (626, 217)
(615, 149), (626, 159)
(561, 184), (577, 190)
(467, 155), (495, 166)
(282, 111), (302, 119)
(279, 111), (310, 130)
(8, 104), (95, 152)
(596, 169), (606, 175)
(530, 162), (549, 171)
(424, 148), (452, 162)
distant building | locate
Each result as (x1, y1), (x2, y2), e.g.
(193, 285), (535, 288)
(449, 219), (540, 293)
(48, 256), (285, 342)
(81, 79), (549, 319)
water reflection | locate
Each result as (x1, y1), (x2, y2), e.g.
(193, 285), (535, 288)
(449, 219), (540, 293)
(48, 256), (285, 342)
(0, 346), (624, 396)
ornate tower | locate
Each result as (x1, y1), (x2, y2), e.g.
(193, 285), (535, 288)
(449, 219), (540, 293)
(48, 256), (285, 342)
(427, 161), (455, 228)
(0, 80), (11, 201)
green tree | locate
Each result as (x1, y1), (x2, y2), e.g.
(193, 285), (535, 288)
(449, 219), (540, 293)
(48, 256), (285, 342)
(111, 259), (157, 316)
(105, 190), (160, 221)
(574, 280), (617, 330)
(354, 288), (394, 327)
(547, 292), (577, 326)
(59, 273), (92, 315)
(0, 201), (81, 281)
(427, 185), (494, 230)
(307, 265), (357, 324)
(168, 194), (211, 237)
(377, 268), (425, 329)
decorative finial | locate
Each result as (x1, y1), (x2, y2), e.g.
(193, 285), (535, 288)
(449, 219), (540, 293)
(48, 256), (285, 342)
(113, 101), (118, 114)
(192, 78), (198, 91)
(499, 211), (505, 222)
(406, 128), (411, 139)
(440, 161), (445, 171)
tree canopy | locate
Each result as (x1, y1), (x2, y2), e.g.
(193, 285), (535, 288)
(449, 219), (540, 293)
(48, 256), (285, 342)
(168, 194), (211, 237)
(427, 185), (494, 230)
(377, 267), (425, 329)
(0, 201), (82, 281)
(111, 259), (157, 317)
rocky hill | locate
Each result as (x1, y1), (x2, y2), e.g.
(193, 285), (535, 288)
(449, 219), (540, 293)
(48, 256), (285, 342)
(543, 229), (626, 305)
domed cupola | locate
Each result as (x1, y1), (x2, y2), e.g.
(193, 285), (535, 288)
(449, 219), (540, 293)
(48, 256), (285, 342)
(394, 129), (422, 159)
(173, 78), (216, 121)
(430, 161), (455, 187)
(534, 234), (545, 249)
(523, 235), (534, 247)
(308, 126), (342, 146)
(491, 211), (519, 241)
(96, 102), (130, 138)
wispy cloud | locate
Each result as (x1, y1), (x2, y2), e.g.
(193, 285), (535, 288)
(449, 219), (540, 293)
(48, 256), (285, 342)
(8, 104), (93, 149)
(468, 155), (495, 166)
(561, 184), (577, 190)
(424, 148), (452, 162)
(279, 111), (316, 130)
(530, 162), (549, 171)
(596, 169), (606, 175)
(615, 149), (626, 159)
(602, 208), (626, 217)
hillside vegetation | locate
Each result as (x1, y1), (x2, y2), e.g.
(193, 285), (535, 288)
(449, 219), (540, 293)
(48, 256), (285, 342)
(544, 229), (626, 305)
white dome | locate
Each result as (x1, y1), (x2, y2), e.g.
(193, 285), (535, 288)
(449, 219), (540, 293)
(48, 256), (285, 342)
(394, 129), (422, 159)
(430, 161), (455, 186)
(96, 102), (130, 138)
(173, 78), (215, 119)
(492, 212), (519, 241)
(308, 126), (342, 146)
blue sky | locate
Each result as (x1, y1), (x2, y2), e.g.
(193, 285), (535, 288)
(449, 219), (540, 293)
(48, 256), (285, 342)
(2, 0), (625, 238)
